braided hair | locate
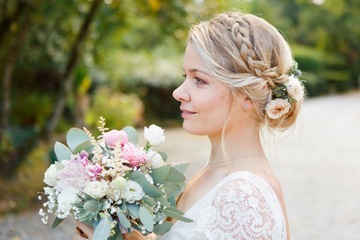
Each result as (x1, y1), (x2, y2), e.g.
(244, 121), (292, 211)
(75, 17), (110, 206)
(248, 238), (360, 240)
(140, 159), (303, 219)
(188, 12), (302, 130)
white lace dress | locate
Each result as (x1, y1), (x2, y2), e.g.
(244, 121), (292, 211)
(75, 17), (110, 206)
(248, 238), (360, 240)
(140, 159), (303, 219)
(160, 171), (286, 240)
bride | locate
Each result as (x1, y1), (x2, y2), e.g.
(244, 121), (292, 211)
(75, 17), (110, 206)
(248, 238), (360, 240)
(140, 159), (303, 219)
(75, 11), (304, 240)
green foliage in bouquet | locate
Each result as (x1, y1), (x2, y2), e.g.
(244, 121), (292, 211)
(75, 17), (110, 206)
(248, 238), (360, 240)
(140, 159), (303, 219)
(39, 118), (191, 240)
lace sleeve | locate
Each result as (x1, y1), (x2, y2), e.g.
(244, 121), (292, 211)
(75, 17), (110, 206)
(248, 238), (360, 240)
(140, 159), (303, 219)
(199, 176), (286, 240)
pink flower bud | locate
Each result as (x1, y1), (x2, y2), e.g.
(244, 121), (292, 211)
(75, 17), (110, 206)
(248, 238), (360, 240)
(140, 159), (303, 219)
(103, 130), (128, 147)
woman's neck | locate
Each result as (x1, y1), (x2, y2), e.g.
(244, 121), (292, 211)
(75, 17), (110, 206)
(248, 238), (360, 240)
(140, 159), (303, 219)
(208, 124), (264, 164)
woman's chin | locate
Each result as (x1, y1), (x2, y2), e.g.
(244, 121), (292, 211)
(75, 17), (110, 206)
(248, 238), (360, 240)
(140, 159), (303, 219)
(182, 123), (206, 136)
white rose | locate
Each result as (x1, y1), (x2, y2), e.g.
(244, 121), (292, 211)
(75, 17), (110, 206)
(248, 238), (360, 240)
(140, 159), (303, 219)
(286, 75), (304, 102)
(144, 124), (165, 146)
(107, 177), (128, 201)
(124, 180), (145, 203)
(110, 177), (127, 191)
(265, 98), (291, 119)
(44, 164), (58, 186)
(147, 150), (164, 168)
(84, 180), (109, 199)
(57, 188), (80, 216)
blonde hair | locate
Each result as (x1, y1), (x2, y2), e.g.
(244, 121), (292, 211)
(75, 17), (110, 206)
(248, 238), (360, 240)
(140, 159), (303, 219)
(188, 12), (301, 130)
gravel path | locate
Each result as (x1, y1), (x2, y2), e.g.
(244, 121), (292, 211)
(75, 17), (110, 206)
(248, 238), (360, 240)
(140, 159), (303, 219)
(1, 91), (359, 240)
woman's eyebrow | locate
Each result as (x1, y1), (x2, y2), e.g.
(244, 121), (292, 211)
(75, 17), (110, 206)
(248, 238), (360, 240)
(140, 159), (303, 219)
(184, 68), (210, 76)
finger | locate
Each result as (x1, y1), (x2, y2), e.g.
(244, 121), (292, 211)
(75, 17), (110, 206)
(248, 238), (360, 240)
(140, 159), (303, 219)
(74, 228), (86, 240)
(76, 222), (93, 238)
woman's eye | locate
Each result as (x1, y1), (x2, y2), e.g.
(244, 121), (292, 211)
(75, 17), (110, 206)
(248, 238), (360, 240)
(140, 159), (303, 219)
(195, 77), (207, 85)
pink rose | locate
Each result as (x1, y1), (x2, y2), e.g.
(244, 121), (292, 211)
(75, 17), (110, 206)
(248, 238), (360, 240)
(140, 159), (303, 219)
(103, 130), (128, 147)
(121, 142), (148, 167)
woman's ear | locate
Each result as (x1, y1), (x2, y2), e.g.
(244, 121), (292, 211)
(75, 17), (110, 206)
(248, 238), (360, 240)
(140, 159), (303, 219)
(242, 97), (254, 110)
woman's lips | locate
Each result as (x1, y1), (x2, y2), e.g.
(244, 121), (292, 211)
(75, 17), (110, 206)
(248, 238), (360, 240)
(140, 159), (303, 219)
(180, 108), (197, 118)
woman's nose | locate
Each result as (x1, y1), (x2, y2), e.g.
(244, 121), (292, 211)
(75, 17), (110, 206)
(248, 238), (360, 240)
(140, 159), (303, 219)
(172, 82), (190, 102)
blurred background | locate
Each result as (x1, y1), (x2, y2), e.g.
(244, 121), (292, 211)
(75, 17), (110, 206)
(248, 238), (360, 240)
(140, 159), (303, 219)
(0, 0), (359, 239)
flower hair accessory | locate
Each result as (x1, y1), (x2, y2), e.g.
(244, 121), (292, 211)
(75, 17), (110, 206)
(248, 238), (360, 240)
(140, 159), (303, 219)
(265, 61), (305, 119)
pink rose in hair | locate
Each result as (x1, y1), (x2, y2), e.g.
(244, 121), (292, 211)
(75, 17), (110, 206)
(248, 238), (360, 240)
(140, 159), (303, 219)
(103, 130), (128, 147)
(121, 142), (148, 167)
(265, 98), (291, 119)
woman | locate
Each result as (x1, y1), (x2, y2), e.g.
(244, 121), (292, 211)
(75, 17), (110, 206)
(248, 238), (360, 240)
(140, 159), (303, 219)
(75, 11), (304, 240)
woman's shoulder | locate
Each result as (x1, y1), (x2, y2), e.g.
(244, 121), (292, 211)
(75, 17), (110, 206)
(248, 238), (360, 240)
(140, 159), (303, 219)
(193, 171), (287, 240)
(215, 171), (280, 200)
(212, 170), (286, 224)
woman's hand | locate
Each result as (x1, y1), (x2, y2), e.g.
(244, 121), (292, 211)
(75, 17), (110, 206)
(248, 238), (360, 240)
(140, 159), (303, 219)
(74, 222), (93, 240)
(123, 231), (157, 240)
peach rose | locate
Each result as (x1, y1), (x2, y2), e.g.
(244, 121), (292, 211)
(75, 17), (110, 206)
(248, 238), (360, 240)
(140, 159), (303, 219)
(265, 98), (291, 119)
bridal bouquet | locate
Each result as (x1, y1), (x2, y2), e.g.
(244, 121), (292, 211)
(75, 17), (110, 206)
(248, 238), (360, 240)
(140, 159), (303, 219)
(39, 117), (191, 239)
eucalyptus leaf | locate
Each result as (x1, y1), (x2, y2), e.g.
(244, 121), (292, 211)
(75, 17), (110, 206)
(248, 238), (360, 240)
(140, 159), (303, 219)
(93, 219), (99, 229)
(128, 172), (165, 198)
(157, 151), (168, 161)
(165, 182), (186, 199)
(120, 201), (127, 211)
(163, 209), (193, 222)
(143, 196), (156, 207)
(169, 184), (183, 199)
(149, 164), (170, 184)
(54, 161), (64, 170)
(108, 226), (123, 240)
(123, 126), (138, 145)
(126, 203), (140, 218)
(167, 205), (183, 215)
(167, 196), (176, 207)
(139, 206), (154, 232)
(117, 210), (131, 229)
(153, 221), (173, 235)
(72, 140), (93, 154)
(51, 217), (64, 229)
(115, 233), (123, 240)
(154, 196), (170, 208)
(154, 212), (167, 222)
(54, 142), (72, 162)
(66, 128), (90, 151)
(171, 162), (190, 175)
(93, 217), (111, 240)
(131, 222), (142, 232)
(165, 168), (186, 182)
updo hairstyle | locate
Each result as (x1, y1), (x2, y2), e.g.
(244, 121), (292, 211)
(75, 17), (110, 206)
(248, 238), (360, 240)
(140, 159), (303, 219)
(188, 12), (303, 130)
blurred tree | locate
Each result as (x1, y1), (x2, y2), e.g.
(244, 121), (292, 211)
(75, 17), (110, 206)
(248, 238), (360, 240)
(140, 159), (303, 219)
(0, 0), (103, 176)
(43, 0), (103, 140)
(293, 0), (360, 88)
(0, 0), (193, 176)
(0, 0), (33, 176)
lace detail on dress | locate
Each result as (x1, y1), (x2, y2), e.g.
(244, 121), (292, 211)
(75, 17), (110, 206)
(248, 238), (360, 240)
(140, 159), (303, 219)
(200, 176), (285, 240)
(160, 171), (286, 240)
